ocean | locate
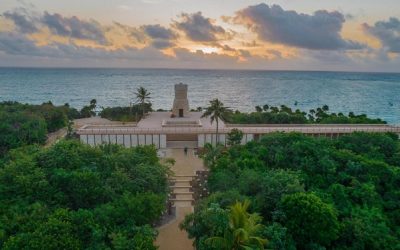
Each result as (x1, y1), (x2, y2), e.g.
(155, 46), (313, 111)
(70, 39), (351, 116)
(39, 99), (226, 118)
(0, 68), (399, 124)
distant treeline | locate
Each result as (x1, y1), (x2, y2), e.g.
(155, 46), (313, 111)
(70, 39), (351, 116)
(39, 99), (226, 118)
(99, 103), (152, 122)
(0, 100), (99, 156)
(227, 104), (386, 124)
(0, 100), (157, 156)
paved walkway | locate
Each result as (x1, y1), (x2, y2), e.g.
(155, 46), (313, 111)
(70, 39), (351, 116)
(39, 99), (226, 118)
(167, 148), (205, 176)
(156, 206), (193, 250)
(155, 149), (205, 250)
(45, 128), (67, 147)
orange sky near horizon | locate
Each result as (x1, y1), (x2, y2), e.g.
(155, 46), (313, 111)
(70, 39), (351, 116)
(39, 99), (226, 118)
(0, 0), (399, 71)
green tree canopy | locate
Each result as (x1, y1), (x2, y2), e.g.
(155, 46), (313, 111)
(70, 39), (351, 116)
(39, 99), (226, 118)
(278, 192), (339, 248)
(0, 140), (170, 249)
(227, 128), (244, 146)
(184, 132), (400, 249)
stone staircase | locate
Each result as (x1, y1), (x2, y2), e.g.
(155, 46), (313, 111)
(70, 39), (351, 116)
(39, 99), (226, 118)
(170, 175), (195, 208)
(169, 170), (210, 208)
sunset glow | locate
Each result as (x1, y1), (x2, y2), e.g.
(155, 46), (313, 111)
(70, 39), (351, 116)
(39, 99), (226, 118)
(0, 0), (399, 71)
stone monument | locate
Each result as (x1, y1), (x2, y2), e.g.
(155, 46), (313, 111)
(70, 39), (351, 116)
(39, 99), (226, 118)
(172, 83), (189, 117)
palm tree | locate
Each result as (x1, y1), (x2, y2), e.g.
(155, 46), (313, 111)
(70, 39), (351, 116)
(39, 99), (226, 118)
(134, 87), (151, 118)
(206, 200), (267, 250)
(202, 143), (224, 168)
(202, 99), (232, 145)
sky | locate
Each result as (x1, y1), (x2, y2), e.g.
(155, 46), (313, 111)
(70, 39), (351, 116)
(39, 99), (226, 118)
(0, 0), (399, 72)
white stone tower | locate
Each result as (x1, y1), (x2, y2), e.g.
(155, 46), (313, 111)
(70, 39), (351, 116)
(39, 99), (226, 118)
(172, 83), (189, 117)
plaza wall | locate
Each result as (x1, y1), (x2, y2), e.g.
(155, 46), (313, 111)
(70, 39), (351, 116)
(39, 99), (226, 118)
(197, 133), (254, 147)
(80, 134), (167, 149)
(79, 133), (255, 149)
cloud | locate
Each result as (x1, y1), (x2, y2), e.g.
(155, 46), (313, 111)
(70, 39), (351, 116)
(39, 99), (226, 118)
(174, 12), (228, 42)
(0, 31), (244, 68)
(2, 8), (108, 44)
(2, 8), (39, 33)
(42, 12), (107, 44)
(113, 22), (147, 44)
(151, 39), (174, 49)
(1, 4), (399, 71)
(142, 24), (176, 40)
(265, 49), (282, 60)
(219, 44), (236, 52)
(242, 40), (260, 48)
(0, 32), (47, 56)
(1, 31), (399, 71)
(0, 31), (168, 61)
(234, 3), (364, 50)
(363, 17), (400, 53)
(2, 7), (176, 50)
(142, 24), (177, 49)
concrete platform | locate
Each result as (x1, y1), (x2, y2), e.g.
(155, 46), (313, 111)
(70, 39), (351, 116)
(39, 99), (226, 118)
(137, 112), (221, 130)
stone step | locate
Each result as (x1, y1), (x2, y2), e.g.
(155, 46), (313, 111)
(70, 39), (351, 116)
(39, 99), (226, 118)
(175, 193), (193, 200)
(172, 179), (192, 183)
(173, 191), (193, 194)
(171, 183), (191, 188)
(172, 175), (195, 178)
(172, 200), (193, 208)
(172, 186), (191, 193)
(170, 178), (193, 182)
(172, 183), (191, 188)
(171, 198), (194, 202)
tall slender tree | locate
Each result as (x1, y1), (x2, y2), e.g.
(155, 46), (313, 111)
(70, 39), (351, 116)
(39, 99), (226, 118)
(202, 99), (232, 145)
(134, 87), (151, 118)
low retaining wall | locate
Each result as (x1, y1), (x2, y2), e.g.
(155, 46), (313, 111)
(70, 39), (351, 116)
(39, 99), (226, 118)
(80, 133), (166, 149)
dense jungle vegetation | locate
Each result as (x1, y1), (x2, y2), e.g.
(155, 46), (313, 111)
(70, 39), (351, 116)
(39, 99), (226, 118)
(0, 101), (83, 156)
(182, 132), (400, 250)
(228, 105), (386, 124)
(0, 97), (170, 249)
(99, 103), (152, 122)
(0, 141), (170, 249)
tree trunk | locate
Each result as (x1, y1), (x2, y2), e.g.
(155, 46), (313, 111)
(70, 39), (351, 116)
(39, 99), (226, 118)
(216, 118), (219, 145)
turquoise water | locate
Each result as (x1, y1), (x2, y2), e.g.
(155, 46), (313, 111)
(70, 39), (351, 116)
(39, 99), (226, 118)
(0, 68), (399, 124)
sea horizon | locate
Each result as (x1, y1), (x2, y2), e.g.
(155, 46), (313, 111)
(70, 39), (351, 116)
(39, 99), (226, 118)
(1, 66), (400, 74)
(1, 67), (399, 124)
